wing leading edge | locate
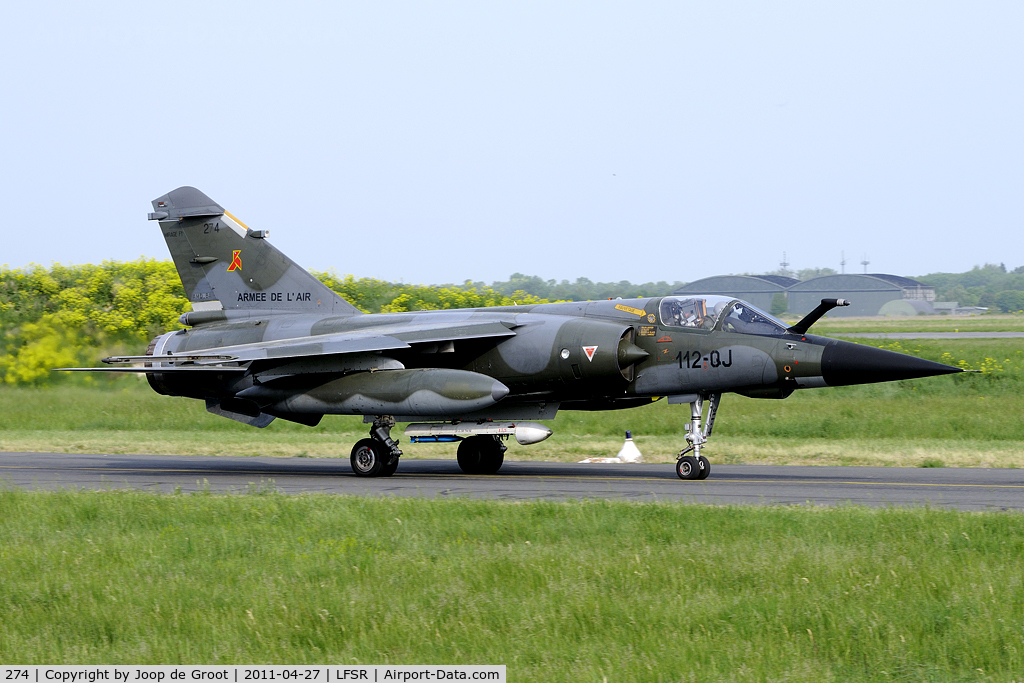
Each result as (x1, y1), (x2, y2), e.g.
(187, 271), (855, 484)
(54, 320), (518, 374)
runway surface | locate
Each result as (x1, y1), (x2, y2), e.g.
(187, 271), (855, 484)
(1, 452), (1022, 510)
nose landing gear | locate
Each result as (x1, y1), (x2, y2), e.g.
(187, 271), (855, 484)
(676, 393), (719, 480)
(350, 416), (403, 477)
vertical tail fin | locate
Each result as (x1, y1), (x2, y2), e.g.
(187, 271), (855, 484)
(150, 186), (360, 316)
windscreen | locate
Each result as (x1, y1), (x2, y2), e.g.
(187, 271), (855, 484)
(719, 300), (789, 336)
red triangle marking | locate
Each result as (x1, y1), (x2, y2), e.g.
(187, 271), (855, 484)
(582, 345), (598, 361)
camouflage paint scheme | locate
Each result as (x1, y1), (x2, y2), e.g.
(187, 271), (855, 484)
(59, 187), (963, 479)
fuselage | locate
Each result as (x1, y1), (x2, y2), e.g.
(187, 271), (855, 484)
(146, 295), (907, 420)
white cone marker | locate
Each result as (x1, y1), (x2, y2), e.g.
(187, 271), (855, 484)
(616, 430), (643, 463)
(579, 430), (644, 463)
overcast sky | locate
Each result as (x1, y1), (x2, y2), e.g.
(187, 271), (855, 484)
(2, 2), (1021, 285)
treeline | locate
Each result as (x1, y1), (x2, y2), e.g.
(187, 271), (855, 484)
(0, 261), (550, 386)
(311, 271), (547, 314)
(3, 260), (1023, 386)
(314, 272), (683, 308)
(917, 263), (1024, 312)
(464, 273), (682, 302)
(0, 263), (681, 386)
(0, 260), (189, 386)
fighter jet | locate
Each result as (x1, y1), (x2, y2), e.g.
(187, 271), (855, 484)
(58, 187), (964, 480)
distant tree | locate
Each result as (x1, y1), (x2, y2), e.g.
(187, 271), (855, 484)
(942, 285), (971, 306)
(995, 290), (1024, 313)
(796, 267), (837, 280)
(958, 264), (1007, 288)
(497, 274), (677, 302)
(764, 268), (793, 279)
(770, 293), (788, 316)
(491, 273), (551, 298)
(918, 264), (1024, 305)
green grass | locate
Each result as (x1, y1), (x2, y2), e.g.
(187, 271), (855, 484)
(807, 313), (1024, 334)
(0, 490), (1021, 680)
(3, 330), (1022, 677)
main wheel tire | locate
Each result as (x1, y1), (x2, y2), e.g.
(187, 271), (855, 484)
(696, 455), (711, 480)
(457, 436), (484, 474)
(351, 438), (385, 477)
(479, 439), (505, 475)
(457, 436), (505, 474)
(676, 455), (700, 480)
(380, 456), (400, 477)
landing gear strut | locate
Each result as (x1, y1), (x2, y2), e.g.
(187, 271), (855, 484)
(350, 415), (403, 477)
(676, 393), (719, 480)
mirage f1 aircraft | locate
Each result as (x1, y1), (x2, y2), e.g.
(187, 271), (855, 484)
(58, 187), (964, 480)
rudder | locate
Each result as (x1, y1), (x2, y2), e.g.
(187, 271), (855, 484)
(150, 186), (360, 316)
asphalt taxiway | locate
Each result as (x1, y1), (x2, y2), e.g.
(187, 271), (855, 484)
(1, 452), (1021, 510)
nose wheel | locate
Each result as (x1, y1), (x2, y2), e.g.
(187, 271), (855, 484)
(676, 454), (710, 480)
(676, 394), (719, 480)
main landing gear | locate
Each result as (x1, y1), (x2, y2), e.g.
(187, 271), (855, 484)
(350, 416), (403, 477)
(456, 435), (507, 475)
(676, 393), (720, 480)
(350, 418), (512, 477)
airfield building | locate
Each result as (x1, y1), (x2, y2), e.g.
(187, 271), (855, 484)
(674, 273), (939, 317)
(786, 274), (935, 317)
(672, 275), (798, 312)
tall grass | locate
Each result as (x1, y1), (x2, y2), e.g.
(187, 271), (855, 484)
(0, 490), (1021, 681)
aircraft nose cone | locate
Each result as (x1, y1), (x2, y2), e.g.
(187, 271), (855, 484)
(491, 380), (510, 402)
(821, 340), (963, 387)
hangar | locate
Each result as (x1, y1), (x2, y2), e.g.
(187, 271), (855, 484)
(673, 273), (939, 317)
(786, 274), (935, 317)
(672, 275), (798, 312)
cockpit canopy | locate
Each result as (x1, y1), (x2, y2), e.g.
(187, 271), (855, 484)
(658, 296), (789, 336)
(658, 295), (729, 329)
